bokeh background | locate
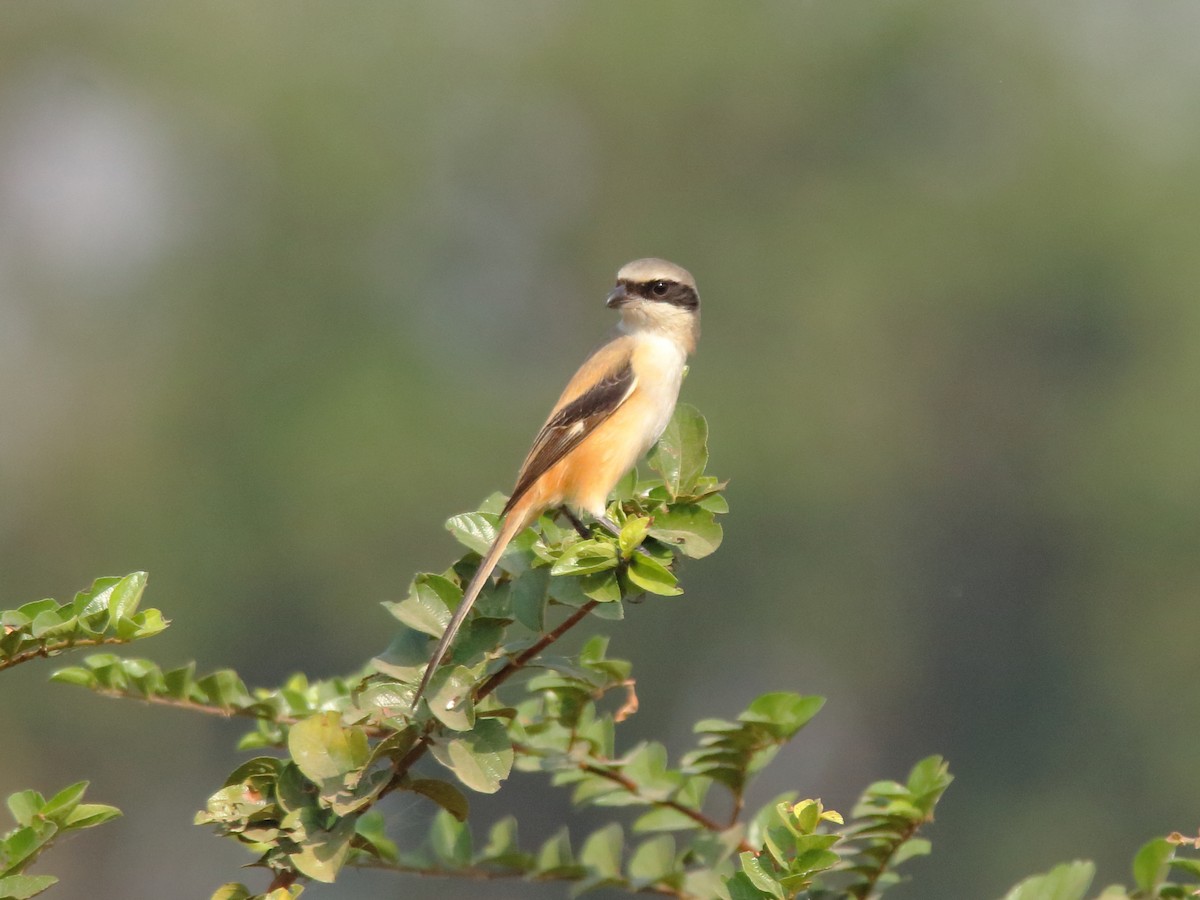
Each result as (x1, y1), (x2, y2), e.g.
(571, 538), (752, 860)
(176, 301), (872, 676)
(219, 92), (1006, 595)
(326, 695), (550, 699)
(3, 3), (1199, 898)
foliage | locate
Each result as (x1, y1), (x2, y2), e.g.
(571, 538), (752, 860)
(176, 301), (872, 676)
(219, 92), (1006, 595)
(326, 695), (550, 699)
(16, 407), (1200, 898)
(0, 783), (121, 900)
(1000, 831), (1200, 900)
(1, 572), (165, 673)
(0, 572), (164, 898)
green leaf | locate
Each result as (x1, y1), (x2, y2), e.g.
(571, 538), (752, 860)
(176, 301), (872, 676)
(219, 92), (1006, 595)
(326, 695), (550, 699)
(120, 608), (169, 640)
(226, 888), (304, 900)
(355, 680), (413, 715)
(628, 834), (677, 886)
(29, 610), (68, 640)
(618, 742), (679, 801)
(61, 803), (121, 829)
(510, 566), (550, 631)
(0, 875), (58, 899)
(892, 836), (932, 866)
(354, 810), (399, 864)
(6, 791), (43, 828)
(288, 811), (355, 883)
(1133, 837), (1174, 893)
(371, 629), (430, 682)
(1, 822), (57, 873)
(384, 573), (461, 638)
(105, 571), (148, 621)
(726, 871), (773, 899)
(479, 816), (532, 870)
(551, 539), (619, 576)
(739, 851), (785, 899)
(287, 712), (369, 787)
(78, 576), (120, 617)
(427, 665), (477, 731)
(14, 600), (55, 621)
(647, 504), (723, 559)
(698, 492), (729, 513)
(196, 669), (252, 709)
(1002, 861), (1095, 900)
(48, 666), (93, 687)
(580, 571), (622, 603)
(744, 693), (826, 736)
(444, 617), (506, 671)
(906, 754), (954, 809)
(1171, 856), (1200, 879)
(634, 805), (705, 833)
(646, 404), (708, 499)
(445, 511), (501, 556)
(430, 808), (472, 865)
(407, 779), (469, 822)
(429, 718), (513, 793)
(618, 516), (652, 558)
(38, 782), (88, 822)
(625, 554), (682, 596)
(536, 827), (583, 878)
(579, 823), (624, 882)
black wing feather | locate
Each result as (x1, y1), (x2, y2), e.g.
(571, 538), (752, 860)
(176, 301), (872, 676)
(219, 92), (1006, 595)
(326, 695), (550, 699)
(502, 360), (636, 516)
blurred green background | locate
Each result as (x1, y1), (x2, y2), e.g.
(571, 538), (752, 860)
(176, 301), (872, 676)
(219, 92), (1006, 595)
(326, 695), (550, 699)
(2, 3), (1199, 898)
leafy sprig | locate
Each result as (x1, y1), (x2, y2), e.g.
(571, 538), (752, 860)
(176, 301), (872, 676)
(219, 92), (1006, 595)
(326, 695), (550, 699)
(0, 782), (121, 899)
(0, 572), (165, 897)
(28, 406), (1197, 900)
(1, 572), (165, 672)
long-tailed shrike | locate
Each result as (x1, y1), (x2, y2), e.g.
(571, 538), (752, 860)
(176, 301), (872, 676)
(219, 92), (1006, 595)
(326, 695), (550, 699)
(413, 258), (701, 708)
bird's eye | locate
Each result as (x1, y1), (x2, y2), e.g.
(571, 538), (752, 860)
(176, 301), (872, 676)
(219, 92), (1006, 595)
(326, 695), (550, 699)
(650, 281), (670, 297)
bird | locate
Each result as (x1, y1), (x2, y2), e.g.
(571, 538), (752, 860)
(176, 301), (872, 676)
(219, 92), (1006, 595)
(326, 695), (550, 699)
(412, 258), (701, 709)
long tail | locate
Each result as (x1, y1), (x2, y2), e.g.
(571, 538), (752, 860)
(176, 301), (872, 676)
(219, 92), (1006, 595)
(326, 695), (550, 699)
(412, 502), (535, 709)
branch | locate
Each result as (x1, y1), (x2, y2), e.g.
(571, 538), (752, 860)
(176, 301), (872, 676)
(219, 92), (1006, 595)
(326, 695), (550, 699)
(350, 857), (682, 896)
(83, 686), (305, 726)
(727, 791), (745, 829)
(0, 636), (131, 672)
(513, 740), (754, 854)
(851, 817), (924, 899)
(386, 599), (605, 795)
(475, 600), (600, 701)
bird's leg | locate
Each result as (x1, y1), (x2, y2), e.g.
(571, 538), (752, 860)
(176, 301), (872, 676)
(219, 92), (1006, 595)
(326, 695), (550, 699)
(559, 507), (593, 539)
(558, 507), (655, 559)
(556, 508), (668, 603)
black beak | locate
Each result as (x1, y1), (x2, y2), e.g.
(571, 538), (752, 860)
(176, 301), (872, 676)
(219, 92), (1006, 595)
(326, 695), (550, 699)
(606, 285), (630, 309)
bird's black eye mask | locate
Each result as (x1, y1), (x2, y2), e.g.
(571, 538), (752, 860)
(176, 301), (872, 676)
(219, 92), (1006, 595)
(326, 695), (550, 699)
(621, 279), (700, 309)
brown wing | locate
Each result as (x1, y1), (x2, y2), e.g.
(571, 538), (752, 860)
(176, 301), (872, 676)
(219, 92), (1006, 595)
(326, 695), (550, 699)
(502, 357), (637, 516)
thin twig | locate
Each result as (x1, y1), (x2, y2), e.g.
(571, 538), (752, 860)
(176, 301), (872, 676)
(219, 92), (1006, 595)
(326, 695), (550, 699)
(474, 600), (600, 701)
(513, 740), (754, 854)
(852, 818), (924, 899)
(727, 790), (744, 828)
(86, 686), (304, 726)
(0, 636), (130, 672)
(350, 858), (682, 896)
(384, 599), (603, 794)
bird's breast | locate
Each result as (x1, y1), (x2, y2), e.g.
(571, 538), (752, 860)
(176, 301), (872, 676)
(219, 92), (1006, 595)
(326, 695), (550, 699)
(627, 333), (689, 452)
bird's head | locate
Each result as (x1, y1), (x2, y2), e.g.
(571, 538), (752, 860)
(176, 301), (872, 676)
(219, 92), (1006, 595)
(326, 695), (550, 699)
(606, 258), (700, 351)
